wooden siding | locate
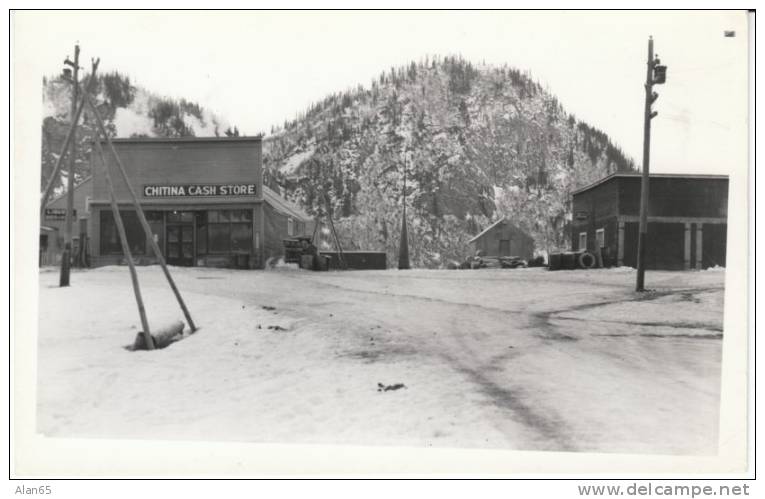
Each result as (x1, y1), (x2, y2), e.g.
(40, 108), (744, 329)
(469, 220), (535, 260)
(42, 177), (93, 235)
(261, 203), (312, 265)
(91, 139), (263, 205)
(572, 217), (620, 267)
(618, 176), (728, 218)
(702, 223), (727, 268)
(572, 175), (728, 269)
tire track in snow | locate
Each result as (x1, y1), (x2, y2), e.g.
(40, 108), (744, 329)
(292, 278), (581, 450)
(171, 270), (722, 451)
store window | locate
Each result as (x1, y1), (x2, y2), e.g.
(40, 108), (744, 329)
(167, 211), (194, 223)
(578, 232), (587, 251)
(596, 228), (605, 249)
(100, 210), (146, 255)
(205, 209), (253, 254)
(196, 212), (207, 256)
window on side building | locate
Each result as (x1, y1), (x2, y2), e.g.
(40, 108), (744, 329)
(596, 228), (605, 249)
(287, 217), (295, 237)
(579, 232), (587, 251)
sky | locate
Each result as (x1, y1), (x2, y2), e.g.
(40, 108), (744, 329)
(14, 10), (750, 175)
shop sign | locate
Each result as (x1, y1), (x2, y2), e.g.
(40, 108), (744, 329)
(143, 184), (257, 198)
(44, 208), (76, 221)
(575, 210), (589, 221)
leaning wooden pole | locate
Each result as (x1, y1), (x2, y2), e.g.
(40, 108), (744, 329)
(94, 141), (155, 350)
(40, 60), (100, 214)
(85, 94), (197, 332)
(324, 193), (346, 269)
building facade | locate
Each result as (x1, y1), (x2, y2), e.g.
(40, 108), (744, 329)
(468, 218), (535, 260)
(571, 173), (728, 270)
(40, 176), (93, 266)
(85, 136), (311, 269)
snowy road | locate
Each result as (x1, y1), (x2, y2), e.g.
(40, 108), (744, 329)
(37, 266), (724, 455)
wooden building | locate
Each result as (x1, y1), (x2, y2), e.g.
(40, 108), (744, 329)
(85, 136), (311, 269)
(40, 176), (93, 266)
(571, 173), (728, 270)
(468, 218), (535, 260)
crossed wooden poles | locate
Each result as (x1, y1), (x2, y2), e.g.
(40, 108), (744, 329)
(40, 57), (197, 350)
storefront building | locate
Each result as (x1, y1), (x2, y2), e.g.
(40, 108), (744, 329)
(88, 136), (311, 269)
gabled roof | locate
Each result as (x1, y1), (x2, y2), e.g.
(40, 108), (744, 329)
(571, 172), (729, 196)
(263, 185), (312, 222)
(44, 176), (93, 207)
(469, 218), (506, 243)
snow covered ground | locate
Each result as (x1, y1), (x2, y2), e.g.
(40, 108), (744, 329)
(36, 265), (724, 455)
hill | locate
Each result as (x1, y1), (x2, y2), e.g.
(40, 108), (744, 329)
(264, 56), (636, 266)
(40, 57), (636, 267)
(41, 71), (235, 196)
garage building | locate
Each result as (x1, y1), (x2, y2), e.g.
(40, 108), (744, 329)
(571, 173), (728, 270)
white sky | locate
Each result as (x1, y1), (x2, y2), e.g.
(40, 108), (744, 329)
(14, 10), (749, 174)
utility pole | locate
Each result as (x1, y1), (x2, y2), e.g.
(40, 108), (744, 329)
(60, 44), (80, 287)
(635, 36), (667, 291)
(398, 153), (410, 270)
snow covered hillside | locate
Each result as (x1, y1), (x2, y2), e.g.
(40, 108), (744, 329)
(41, 72), (234, 195)
(37, 266), (723, 455)
(264, 56), (637, 267)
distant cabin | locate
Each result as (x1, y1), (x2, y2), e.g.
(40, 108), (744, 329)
(469, 219), (535, 260)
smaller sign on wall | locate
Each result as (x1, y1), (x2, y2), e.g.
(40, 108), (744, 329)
(575, 211), (589, 221)
(44, 208), (76, 221)
(143, 184), (258, 198)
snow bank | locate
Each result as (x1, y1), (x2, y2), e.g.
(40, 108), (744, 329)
(606, 266), (636, 273)
(705, 265), (725, 272)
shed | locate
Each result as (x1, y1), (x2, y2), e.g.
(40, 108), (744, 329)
(468, 219), (535, 260)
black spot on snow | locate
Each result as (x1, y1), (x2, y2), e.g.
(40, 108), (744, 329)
(377, 382), (406, 392)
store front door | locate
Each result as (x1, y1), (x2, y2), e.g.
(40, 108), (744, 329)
(166, 211), (195, 266)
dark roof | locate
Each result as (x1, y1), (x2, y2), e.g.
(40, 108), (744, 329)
(98, 136), (262, 144)
(263, 185), (312, 222)
(468, 218), (529, 243)
(469, 218), (505, 243)
(571, 172), (729, 196)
